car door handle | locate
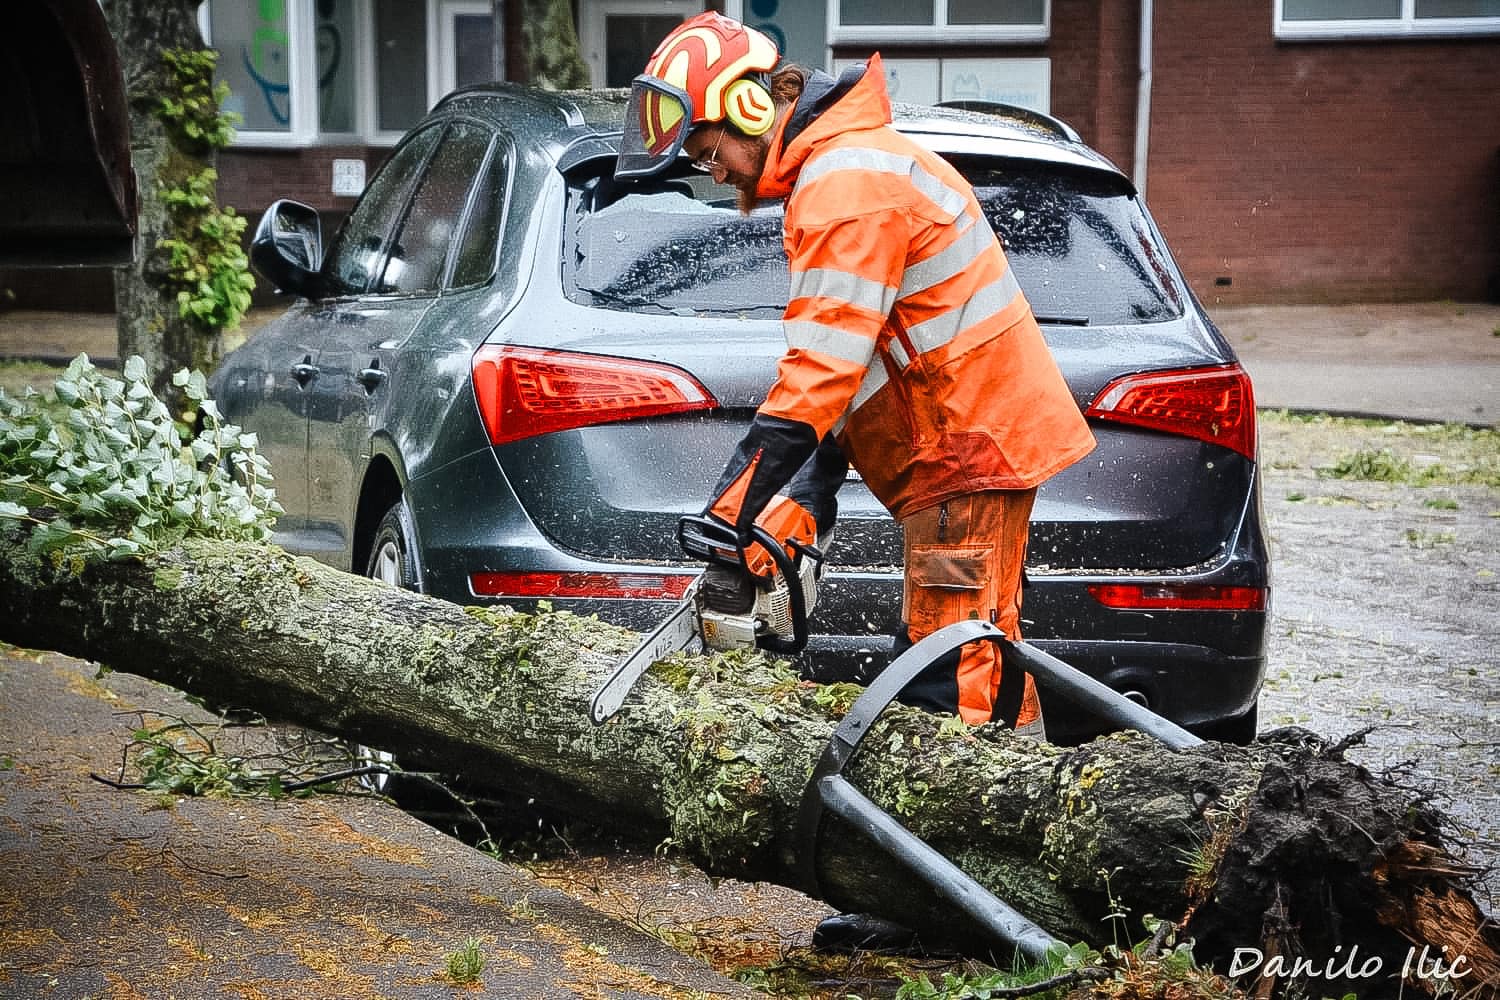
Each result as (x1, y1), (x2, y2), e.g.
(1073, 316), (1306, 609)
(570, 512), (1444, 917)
(357, 360), (387, 392)
(291, 355), (320, 386)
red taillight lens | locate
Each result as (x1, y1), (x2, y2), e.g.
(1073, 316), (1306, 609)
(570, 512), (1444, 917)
(1088, 583), (1267, 611)
(1086, 364), (1256, 459)
(472, 345), (717, 446)
(469, 571), (697, 600)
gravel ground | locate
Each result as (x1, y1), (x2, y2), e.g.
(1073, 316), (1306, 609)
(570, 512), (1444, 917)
(1253, 412), (1499, 910)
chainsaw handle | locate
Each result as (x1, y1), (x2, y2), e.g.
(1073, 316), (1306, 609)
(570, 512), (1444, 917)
(676, 513), (745, 569)
(676, 514), (812, 655)
(748, 522), (810, 655)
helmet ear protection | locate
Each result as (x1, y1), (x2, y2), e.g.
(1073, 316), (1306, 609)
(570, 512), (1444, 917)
(724, 73), (774, 136)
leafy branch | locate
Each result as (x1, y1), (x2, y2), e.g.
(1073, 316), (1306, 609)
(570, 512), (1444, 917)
(0, 353), (283, 563)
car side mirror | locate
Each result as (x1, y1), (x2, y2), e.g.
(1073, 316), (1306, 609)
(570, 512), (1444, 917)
(251, 199), (323, 296)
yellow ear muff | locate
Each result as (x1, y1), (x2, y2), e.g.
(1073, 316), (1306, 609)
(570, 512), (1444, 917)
(723, 77), (775, 136)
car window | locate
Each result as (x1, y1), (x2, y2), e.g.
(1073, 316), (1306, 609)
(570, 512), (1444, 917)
(566, 158), (1184, 325)
(566, 172), (788, 319)
(449, 139), (510, 288)
(957, 159), (1184, 325)
(377, 122), (493, 295)
(323, 125), (441, 296)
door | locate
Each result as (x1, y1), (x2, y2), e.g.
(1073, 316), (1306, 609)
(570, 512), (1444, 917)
(580, 0), (698, 88)
(306, 120), (499, 570)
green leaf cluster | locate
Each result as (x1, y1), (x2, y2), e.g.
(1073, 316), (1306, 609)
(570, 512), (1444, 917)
(159, 167), (256, 332)
(134, 724), (272, 799)
(0, 354), (283, 561)
(157, 48), (240, 152)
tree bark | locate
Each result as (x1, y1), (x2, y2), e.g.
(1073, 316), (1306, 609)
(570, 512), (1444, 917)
(1, 535), (1494, 997)
(101, 0), (220, 401)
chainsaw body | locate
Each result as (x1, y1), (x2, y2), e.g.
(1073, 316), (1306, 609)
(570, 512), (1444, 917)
(696, 547), (822, 652)
(589, 514), (826, 724)
(677, 513), (825, 655)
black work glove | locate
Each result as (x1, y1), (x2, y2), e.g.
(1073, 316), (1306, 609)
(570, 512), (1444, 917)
(703, 413), (819, 541)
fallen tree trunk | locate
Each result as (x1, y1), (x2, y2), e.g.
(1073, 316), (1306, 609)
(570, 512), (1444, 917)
(2, 534), (1495, 997)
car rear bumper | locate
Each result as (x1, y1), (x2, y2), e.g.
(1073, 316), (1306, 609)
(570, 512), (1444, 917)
(409, 448), (1268, 740)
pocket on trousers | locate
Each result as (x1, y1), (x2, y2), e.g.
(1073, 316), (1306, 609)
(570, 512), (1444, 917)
(906, 546), (991, 591)
(903, 545), (993, 633)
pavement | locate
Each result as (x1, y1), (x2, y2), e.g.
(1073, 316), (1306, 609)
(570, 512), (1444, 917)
(1209, 301), (1500, 427)
(1, 300), (1498, 425)
(0, 650), (763, 1000)
(0, 300), (1497, 999)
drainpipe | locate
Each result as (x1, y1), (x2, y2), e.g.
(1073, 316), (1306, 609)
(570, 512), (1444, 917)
(1133, 0), (1154, 195)
(491, 0), (506, 81)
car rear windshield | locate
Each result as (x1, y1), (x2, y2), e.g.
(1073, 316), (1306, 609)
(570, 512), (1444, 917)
(565, 156), (1183, 325)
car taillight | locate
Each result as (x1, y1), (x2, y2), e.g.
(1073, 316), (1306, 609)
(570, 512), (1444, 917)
(471, 345), (717, 446)
(470, 571), (697, 600)
(1088, 583), (1267, 611)
(1086, 364), (1256, 459)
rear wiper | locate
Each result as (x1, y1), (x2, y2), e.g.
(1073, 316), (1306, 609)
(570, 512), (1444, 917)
(1033, 314), (1090, 326)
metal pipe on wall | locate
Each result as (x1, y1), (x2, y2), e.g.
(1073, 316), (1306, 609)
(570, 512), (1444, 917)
(1133, 0), (1154, 195)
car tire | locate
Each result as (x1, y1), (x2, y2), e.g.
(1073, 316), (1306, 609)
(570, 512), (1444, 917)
(358, 499), (424, 800)
(367, 499), (425, 593)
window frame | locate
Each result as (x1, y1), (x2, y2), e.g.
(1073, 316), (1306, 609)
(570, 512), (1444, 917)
(203, 0), (456, 149)
(829, 0), (1050, 46)
(201, 0), (320, 147)
(445, 131), (515, 291)
(1274, 0), (1500, 40)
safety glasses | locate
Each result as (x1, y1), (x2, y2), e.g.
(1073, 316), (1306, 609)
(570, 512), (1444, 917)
(689, 127), (725, 174)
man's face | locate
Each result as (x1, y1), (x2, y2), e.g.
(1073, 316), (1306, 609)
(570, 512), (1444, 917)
(684, 124), (770, 213)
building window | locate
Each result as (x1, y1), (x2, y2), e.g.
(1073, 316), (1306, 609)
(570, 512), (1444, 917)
(206, 0), (365, 145)
(832, 0), (1048, 44)
(209, 0), (298, 134)
(374, 0), (430, 133)
(1276, 0), (1500, 38)
(317, 0), (359, 134)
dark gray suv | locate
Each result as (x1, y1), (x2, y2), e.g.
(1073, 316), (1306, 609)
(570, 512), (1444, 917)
(221, 84), (1269, 744)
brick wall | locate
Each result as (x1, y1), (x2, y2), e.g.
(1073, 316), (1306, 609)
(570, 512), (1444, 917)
(835, 1), (1499, 304)
(1145, 1), (1500, 304)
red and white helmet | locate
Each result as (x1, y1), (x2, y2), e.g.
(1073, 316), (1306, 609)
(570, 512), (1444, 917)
(615, 12), (780, 180)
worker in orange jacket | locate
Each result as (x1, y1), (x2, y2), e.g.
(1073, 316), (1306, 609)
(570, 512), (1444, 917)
(617, 13), (1096, 736)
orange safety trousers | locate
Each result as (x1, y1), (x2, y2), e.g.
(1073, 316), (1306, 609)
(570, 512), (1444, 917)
(900, 489), (1042, 728)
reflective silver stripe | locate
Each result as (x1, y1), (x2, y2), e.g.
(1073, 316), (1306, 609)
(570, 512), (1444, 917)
(832, 359), (889, 436)
(796, 146), (967, 218)
(898, 219), (993, 299)
(904, 266), (1023, 356)
(886, 336), (911, 369)
(790, 267), (896, 317)
(784, 319), (877, 367)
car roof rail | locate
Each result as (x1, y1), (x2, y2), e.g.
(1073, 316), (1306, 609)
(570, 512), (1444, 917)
(933, 100), (1082, 144)
(441, 82), (587, 127)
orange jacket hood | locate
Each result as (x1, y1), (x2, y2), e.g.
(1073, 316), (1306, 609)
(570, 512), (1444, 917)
(756, 53), (893, 202)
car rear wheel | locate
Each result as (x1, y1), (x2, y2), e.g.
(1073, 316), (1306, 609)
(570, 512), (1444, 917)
(358, 499), (424, 798)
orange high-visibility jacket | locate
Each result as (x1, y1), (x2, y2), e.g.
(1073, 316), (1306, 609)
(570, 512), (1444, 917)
(751, 55), (1095, 521)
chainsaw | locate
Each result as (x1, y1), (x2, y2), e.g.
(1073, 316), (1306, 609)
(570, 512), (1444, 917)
(588, 513), (826, 724)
